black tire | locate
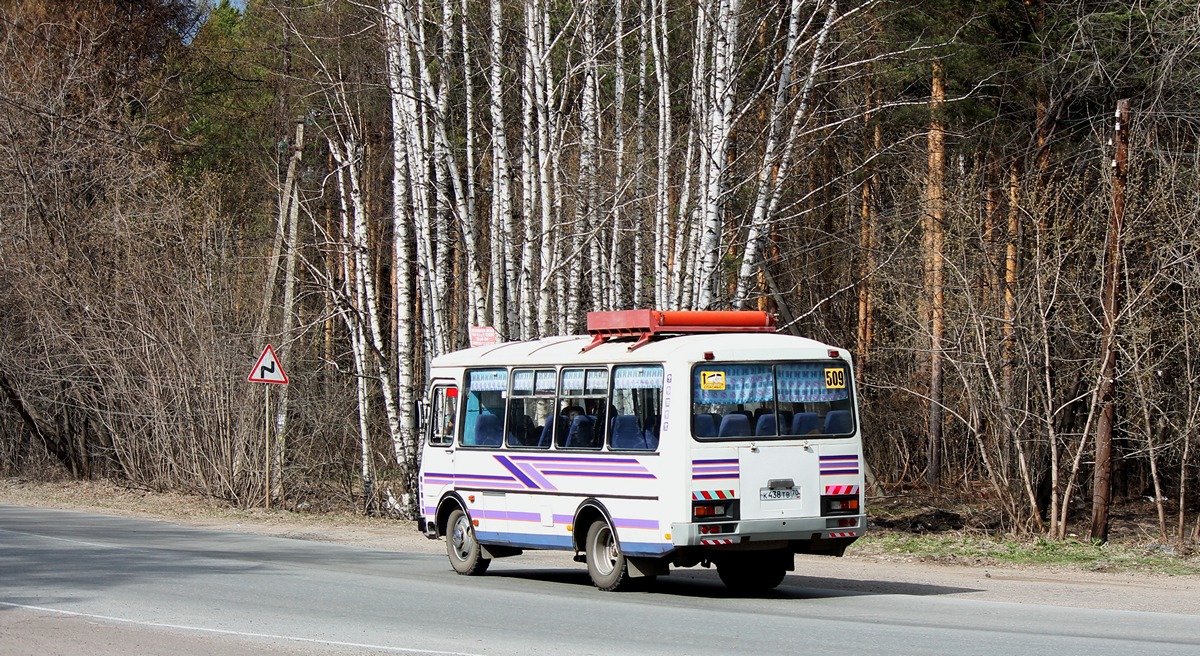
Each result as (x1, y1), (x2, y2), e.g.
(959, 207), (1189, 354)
(446, 509), (490, 575)
(585, 519), (632, 591)
(716, 557), (787, 594)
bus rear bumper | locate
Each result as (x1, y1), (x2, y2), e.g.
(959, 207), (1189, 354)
(671, 514), (865, 547)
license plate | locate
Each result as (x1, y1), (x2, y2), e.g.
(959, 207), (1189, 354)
(760, 488), (799, 501)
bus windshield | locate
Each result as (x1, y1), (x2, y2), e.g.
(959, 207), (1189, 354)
(690, 360), (854, 439)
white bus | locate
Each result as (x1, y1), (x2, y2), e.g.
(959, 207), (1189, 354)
(417, 310), (864, 592)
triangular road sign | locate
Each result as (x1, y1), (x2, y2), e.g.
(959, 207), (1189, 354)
(248, 344), (289, 385)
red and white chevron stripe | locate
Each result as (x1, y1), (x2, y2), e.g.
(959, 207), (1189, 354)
(823, 485), (860, 495)
(692, 490), (735, 501)
(700, 538), (735, 546)
(827, 531), (856, 538)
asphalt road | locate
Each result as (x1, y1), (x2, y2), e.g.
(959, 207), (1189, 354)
(2, 504), (1199, 656)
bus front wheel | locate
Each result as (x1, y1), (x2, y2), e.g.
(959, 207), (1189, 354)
(446, 509), (490, 575)
(585, 519), (633, 591)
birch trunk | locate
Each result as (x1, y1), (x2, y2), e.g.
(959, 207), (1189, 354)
(695, 0), (740, 309)
(732, 0), (805, 308)
(608, 0), (628, 310)
(271, 121), (304, 502)
(489, 0), (515, 337)
(581, 0), (602, 313)
(632, 0), (650, 308)
(519, 0), (539, 339)
(650, 0), (671, 307)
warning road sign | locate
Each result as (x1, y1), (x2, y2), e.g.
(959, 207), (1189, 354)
(248, 344), (288, 385)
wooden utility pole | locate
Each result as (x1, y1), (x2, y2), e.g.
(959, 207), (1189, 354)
(925, 60), (947, 486)
(1090, 98), (1130, 543)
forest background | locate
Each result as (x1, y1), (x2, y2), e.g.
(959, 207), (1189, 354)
(2, 0), (1199, 548)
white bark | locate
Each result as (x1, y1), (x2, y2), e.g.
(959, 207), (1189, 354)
(329, 135), (409, 498)
(532, 0), (557, 335)
(272, 121), (304, 501)
(519, 0), (539, 338)
(632, 0), (650, 308)
(696, 0), (741, 309)
(650, 0), (671, 307)
(489, 0), (515, 337)
(608, 0), (628, 310)
(732, 0), (809, 308)
(460, 0), (484, 328)
(581, 0), (602, 313)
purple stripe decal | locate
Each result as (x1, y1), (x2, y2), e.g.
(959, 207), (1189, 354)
(693, 473), (738, 480)
(821, 468), (860, 475)
(494, 455), (541, 489)
(693, 459), (738, 465)
(505, 511), (541, 523)
(510, 456), (642, 464)
(540, 471), (657, 479)
(452, 473), (519, 482)
(614, 518), (660, 530)
(547, 464), (648, 473)
(514, 462), (558, 491)
(553, 514), (573, 524)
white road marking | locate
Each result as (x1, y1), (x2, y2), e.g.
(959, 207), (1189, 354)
(0, 527), (116, 549)
(0, 601), (484, 656)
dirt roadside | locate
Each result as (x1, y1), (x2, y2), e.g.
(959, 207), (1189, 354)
(2, 478), (1197, 616)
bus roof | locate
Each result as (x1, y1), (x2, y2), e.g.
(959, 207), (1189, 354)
(430, 331), (848, 370)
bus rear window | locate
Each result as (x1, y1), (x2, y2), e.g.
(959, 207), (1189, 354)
(690, 361), (854, 439)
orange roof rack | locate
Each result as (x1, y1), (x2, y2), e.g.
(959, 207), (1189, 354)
(582, 309), (777, 352)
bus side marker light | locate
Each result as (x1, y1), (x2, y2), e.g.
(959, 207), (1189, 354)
(472, 519), (479, 527)
(468, 495), (475, 503)
(566, 524), (573, 532)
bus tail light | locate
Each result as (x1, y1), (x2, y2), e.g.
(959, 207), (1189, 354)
(692, 500), (738, 521)
(821, 495), (860, 516)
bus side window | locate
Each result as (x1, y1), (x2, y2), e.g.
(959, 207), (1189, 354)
(429, 386), (457, 447)
(609, 365), (664, 451)
(462, 368), (509, 447)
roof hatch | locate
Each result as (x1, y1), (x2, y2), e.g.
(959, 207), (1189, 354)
(583, 309), (777, 352)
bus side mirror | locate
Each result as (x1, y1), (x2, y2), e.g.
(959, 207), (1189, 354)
(414, 399), (427, 435)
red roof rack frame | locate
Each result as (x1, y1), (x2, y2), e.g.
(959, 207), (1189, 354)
(582, 309), (777, 352)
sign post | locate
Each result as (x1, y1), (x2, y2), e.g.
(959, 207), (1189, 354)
(248, 345), (288, 508)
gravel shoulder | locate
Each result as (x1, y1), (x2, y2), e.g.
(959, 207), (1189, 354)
(2, 478), (1196, 616)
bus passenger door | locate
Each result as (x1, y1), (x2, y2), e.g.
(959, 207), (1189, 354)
(423, 384), (458, 523)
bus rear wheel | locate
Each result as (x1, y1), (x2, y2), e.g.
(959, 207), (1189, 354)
(585, 519), (634, 591)
(716, 556), (787, 594)
(446, 509), (490, 575)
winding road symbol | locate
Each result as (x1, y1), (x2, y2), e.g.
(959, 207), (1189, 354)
(248, 344), (289, 385)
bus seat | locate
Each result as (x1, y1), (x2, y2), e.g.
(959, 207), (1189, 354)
(778, 410), (794, 427)
(474, 413), (504, 446)
(719, 413), (753, 437)
(693, 413), (717, 437)
(824, 410), (853, 434)
(565, 415), (597, 448)
(755, 413), (779, 436)
(790, 412), (819, 435)
(540, 415), (567, 447)
(610, 414), (646, 449)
